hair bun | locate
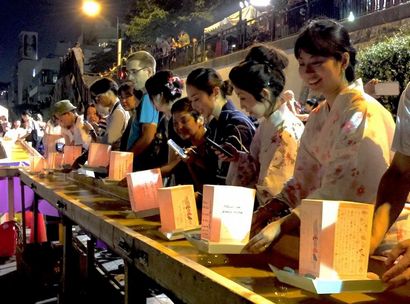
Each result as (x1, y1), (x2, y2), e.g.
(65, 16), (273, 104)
(221, 80), (233, 96)
(245, 45), (288, 70)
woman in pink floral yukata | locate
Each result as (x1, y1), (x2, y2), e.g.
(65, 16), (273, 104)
(245, 18), (396, 253)
(225, 45), (305, 207)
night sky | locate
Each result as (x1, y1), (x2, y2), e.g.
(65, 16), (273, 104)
(0, 0), (122, 83)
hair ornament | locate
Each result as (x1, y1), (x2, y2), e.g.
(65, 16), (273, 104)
(166, 76), (183, 96)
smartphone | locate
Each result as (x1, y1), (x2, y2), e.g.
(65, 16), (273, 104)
(375, 81), (400, 96)
(206, 137), (233, 158)
(167, 139), (188, 159)
(55, 142), (65, 153)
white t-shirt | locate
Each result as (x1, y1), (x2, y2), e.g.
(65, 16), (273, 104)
(61, 115), (91, 149)
(392, 82), (410, 156)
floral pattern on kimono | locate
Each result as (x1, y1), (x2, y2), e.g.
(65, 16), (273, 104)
(276, 80), (395, 208)
(227, 103), (305, 205)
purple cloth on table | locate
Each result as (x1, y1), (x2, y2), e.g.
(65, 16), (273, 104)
(0, 177), (34, 213)
(0, 177), (58, 217)
(38, 200), (59, 217)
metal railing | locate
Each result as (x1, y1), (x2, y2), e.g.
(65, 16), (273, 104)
(155, 0), (409, 70)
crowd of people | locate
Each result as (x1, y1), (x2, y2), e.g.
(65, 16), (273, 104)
(3, 17), (410, 289)
(133, 0), (408, 71)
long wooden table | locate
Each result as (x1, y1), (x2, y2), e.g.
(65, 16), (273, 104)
(16, 170), (410, 304)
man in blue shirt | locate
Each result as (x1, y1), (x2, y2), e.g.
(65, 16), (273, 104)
(120, 51), (159, 170)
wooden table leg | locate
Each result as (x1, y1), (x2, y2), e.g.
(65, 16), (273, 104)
(60, 217), (74, 304)
(87, 236), (95, 281)
(7, 177), (15, 220)
(33, 192), (39, 243)
(125, 262), (156, 304)
(20, 181), (26, 245)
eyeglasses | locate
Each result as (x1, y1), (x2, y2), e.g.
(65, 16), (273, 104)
(127, 67), (148, 77)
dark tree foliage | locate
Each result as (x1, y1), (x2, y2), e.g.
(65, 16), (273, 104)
(88, 43), (117, 73)
(125, 0), (242, 44)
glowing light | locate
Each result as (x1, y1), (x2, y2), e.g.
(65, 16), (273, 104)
(250, 0), (271, 7)
(348, 11), (355, 22)
(239, 1), (250, 9)
(82, 1), (101, 17)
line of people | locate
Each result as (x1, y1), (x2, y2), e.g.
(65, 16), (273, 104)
(48, 17), (409, 288)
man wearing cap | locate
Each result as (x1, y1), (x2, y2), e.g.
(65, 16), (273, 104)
(89, 78), (129, 151)
(53, 99), (91, 149)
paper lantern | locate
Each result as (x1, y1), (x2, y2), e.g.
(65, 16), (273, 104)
(299, 199), (374, 280)
(63, 145), (82, 166)
(126, 168), (163, 217)
(200, 185), (255, 245)
(87, 143), (111, 167)
(158, 185), (199, 233)
(108, 151), (133, 181)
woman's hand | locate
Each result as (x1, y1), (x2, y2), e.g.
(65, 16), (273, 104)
(364, 78), (380, 99)
(181, 146), (197, 164)
(213, 142), (240, 162)
(243, 220), (282, 253)
(382, 239), (410, 288)
(251, 198), (289, 235)
(118, 177), (128, 187)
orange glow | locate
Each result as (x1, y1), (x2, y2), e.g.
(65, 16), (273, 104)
(82, 1), (101, 17)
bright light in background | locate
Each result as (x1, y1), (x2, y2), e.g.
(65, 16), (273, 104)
(348, 11), (355, 22)
(250, 0), (271, 7)
(239, 1), (250, 9)
(82, 1), (101, 17)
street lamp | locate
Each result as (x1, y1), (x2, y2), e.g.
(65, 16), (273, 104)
(82, 1), (101, 17)
(250, 0), (271, 7)
(81, 0), (122, 67)
(347, 11), (355, 22)
(238, 1), (250, 49)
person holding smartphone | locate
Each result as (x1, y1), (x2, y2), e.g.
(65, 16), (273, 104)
(186, 68), (256, 185)
(227, 45), (305, 206)
(170, 98), (214, 193)
(145, 70), (185, 170)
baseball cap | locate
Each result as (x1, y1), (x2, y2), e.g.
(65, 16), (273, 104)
(52, 100), (77, 116)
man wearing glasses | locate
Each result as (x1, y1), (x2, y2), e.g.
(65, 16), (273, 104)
(120, 51), (159, 170)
